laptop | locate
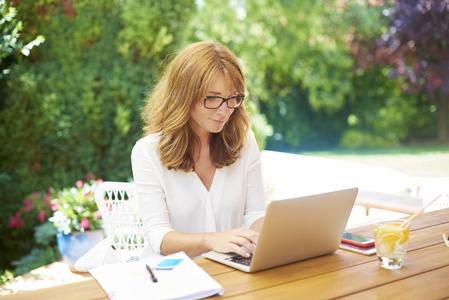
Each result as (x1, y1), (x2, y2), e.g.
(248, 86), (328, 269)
(202, 187), (358, 272)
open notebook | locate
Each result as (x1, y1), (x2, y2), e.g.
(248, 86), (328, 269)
(203, 188), (358, 272)
(89, 251), (223, 300)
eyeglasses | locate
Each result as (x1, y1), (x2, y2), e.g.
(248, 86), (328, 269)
(203, 95), (245, 109)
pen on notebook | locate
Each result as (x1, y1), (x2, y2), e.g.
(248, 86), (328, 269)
(146, 264), (158, 283)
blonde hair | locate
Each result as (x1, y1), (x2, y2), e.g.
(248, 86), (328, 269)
(141, 41), (251, 171)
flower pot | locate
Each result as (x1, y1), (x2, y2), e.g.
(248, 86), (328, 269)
(56, 229), (104, 272)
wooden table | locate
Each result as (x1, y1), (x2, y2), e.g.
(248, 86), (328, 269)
(4, 208), (449, 299)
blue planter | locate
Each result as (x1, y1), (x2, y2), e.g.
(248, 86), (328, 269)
(57, 230), (104, 272)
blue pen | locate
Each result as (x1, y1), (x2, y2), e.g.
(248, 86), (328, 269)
(146, 264), (158, 283)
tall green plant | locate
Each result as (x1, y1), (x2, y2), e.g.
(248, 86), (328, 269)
(0, 0), (196, 270)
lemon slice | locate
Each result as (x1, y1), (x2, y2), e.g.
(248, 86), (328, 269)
(398, 228), (410, 245)
(375, 222), (410, 253)
(380, 232), (401, 244)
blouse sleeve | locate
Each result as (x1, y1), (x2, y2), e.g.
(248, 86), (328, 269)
(131, 138), (174, 255)
(243, 130), (267, 228)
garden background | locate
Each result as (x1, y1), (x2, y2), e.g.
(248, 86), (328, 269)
(1, 0), (448, 281)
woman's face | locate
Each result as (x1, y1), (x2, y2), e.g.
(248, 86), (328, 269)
(189, 72), (236, 138)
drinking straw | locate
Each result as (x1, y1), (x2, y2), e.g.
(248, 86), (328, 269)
(400, 194), (442, 228)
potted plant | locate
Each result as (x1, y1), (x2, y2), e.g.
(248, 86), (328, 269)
(50, 176), (105, 272)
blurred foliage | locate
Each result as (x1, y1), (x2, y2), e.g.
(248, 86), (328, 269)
(189, 0), (435, 150)
(0, 269), (14, 285)
(2, 188), (55, 272)
(10, 221), (59, 276)
(118, 0), (196, 59)
(0, 0), (196, 270)
(355, 0), (449, 142)
(0, 0), (45, 73)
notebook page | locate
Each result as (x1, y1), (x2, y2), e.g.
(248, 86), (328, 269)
(89, 252), (224, 300)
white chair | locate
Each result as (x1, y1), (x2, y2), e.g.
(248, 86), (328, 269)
(94, 181), (147, 261)
(75, 181), (148, 272)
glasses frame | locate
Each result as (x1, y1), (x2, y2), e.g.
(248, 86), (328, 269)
(203, 95), (245, 109)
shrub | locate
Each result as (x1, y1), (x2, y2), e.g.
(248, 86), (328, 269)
(3, 189), (55, 268)
(10, 222), (59, 276)
(0, 0), (196, 271)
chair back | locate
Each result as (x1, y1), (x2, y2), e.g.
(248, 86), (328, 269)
(94, 181), (147, 262)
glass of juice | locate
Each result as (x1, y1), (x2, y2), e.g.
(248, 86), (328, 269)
(373, 219), (410, 269)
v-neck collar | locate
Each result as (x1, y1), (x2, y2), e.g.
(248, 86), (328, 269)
(193, 168), (218, 193)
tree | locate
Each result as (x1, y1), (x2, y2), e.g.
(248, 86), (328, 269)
(189, 0), (420, 149)
(1, 0), (44, 66)
(189, 0), (356, 149)
(0, 0), (44, 105)
(371, 0), (449, 142)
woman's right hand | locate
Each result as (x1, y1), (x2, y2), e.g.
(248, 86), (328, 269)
(205, 227), (260, 257)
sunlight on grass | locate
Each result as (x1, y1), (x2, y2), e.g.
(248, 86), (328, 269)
(301, 145), (449, 177)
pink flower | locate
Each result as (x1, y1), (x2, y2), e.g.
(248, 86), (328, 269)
(50, 202), (59, 211)
(43, 195), (51, 207)
(24, 203), (33, 212)
(76, 207), (83, 214)
(80, 218), (90, 229)
(24, 198), (33, 212)
(76, 180), (83, 188)
(9, 214), (25, 228)
(94, 210), (101, 218)
(84, 173), (96, 181)
(37, 210), (46, 222)
(97, 179), (104, 184)
(8, 217), (17, 228)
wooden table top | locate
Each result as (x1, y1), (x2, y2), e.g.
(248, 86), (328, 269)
(4, 207), (449, 300)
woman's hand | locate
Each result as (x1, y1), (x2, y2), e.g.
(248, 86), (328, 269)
(205, 227), (259, 257)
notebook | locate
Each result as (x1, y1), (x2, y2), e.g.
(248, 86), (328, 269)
(202, 187), (358, 272)
(89, 252), (224, 300)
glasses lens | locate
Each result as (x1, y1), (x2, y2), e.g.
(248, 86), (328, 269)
(204, 97), (223, 109)
(227, 96), (244, 108)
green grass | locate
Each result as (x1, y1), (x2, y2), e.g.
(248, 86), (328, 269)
(301, 144), (449, 177)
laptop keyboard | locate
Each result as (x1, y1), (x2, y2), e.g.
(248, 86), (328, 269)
(225, 254), (252, 266)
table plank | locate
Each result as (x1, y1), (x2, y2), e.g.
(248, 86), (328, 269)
(341, 265), (449, 300)
(2, 278), (107, 300)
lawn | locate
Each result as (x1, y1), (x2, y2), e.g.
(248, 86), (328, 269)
(301, 144), (449, 178)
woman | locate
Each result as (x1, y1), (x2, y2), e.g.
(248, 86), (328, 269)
(131, 41), (266, 259)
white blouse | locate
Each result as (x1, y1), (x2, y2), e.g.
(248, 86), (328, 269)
(131, 130), (267, 255)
